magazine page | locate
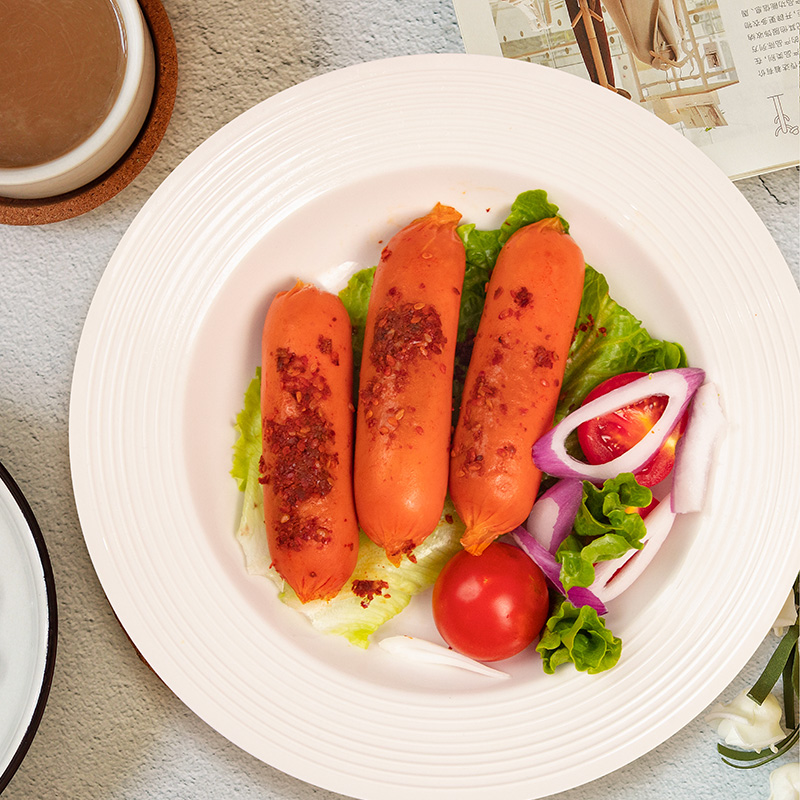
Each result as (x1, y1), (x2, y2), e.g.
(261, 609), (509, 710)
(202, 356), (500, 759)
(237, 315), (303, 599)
(453, 0), (800, 180)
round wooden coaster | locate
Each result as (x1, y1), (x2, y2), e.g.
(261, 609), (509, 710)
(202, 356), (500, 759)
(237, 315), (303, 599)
(0, 0), (178, 226)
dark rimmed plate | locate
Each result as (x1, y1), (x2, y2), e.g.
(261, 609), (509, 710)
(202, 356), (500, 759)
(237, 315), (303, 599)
(0, 460), (57, 792)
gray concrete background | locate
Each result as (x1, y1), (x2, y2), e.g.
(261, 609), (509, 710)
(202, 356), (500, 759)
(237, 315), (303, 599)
(1, 1), (798, 798)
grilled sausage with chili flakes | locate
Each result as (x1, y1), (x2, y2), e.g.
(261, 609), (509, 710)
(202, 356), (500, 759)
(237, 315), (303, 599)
(354, 203), (466, 566)
(260, 281), (359, 603)
(449, 217), (585, 555)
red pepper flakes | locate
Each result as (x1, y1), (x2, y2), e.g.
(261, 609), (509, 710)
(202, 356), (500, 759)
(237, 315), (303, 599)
(452, 372), (497, 461)
(469, 372), (498, 411)
(532, 345), (556, 370)
(397, 541), (418, 562)
(496, 443), (517, 459)
(359, 290), (447, 424)
(351, 579), (390, 608)
(576, 312), (595, 334)
(444, 513), (454, 524)
(370, 298), (445, 373)
(511, 286), (533, 308)
(458, 446), (485, 477)
(263, 347), (340, 551)
(275, 515), (331, 552)
(359, 376), (384, 427)
(317, 335), (340, 366)
(452, 369), (508, 474)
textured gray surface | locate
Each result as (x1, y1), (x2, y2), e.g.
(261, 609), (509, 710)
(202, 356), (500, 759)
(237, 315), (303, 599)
(1, 1), (798, 798)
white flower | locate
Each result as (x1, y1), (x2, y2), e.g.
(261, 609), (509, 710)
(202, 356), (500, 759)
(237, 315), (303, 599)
(768, 762), (800, 800)
(773, 588), (798, 636)
(706, 690), (787, 753)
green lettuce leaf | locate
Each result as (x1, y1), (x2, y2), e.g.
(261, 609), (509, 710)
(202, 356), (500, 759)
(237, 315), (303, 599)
(556, 474), (652, 592)
(231, 368), (276, 582)
(557, 266), (687, 421)
(457, 189), (567, 278)
(537, 599), (622, 674)
(338, 266), (374, 385)
(231, 368), (262, 491)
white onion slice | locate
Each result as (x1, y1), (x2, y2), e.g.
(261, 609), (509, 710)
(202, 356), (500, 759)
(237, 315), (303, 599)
(671, 382), (725, 514)
(377, 635), (510, 678)
(533, 368), (705, 482)
(592, 494), (677, 603)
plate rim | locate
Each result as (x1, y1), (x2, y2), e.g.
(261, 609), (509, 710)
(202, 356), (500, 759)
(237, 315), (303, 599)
(0, 459), (58, 793)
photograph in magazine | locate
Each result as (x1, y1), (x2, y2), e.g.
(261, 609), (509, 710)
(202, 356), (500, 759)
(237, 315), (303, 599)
(453, 0), (800, 179)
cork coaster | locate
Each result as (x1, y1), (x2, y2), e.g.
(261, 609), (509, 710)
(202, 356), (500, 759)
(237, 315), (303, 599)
(0, 0), (178, 226)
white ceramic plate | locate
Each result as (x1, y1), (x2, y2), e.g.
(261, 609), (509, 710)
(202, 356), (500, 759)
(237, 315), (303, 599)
(69, 54), (800, 800)
(0, 461), (57, 792)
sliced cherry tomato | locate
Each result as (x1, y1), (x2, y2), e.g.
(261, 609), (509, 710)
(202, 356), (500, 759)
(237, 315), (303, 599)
(431, 541), (549, 662)
(577, 371), (688, 487)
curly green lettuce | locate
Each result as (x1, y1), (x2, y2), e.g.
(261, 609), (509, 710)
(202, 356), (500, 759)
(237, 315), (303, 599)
(537, 599), (622, 674)
(556, 473), (652, 592)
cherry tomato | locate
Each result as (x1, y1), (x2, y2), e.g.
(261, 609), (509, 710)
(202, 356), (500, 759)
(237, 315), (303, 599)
(431, 542), (549, 662)
(577, 371), (688, 487)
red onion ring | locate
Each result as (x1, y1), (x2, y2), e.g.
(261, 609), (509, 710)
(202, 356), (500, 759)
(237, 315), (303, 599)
(511, 525), (608, 615)
(533, 368), (705, 483)
(524, 479), (583, 553)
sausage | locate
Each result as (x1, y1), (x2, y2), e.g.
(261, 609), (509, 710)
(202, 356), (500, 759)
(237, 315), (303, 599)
(354, 204), (466, 565)
(260, 280), (359, 602)
(449, 217), (586, 555)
